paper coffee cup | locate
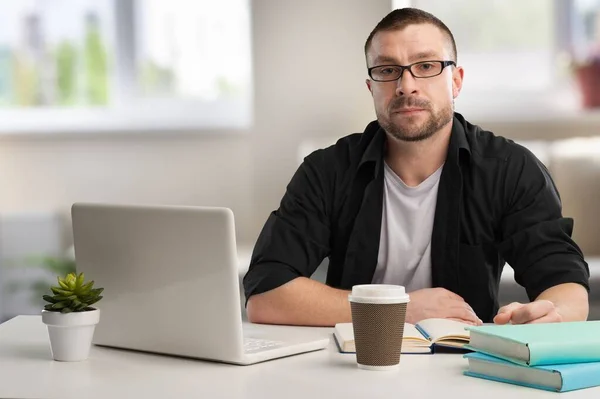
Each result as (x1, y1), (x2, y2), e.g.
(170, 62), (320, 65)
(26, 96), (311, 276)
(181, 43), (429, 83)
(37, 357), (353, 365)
(348, 284), (410, 371)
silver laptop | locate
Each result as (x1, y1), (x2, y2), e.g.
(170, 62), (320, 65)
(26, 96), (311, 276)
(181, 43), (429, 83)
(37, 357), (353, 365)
(71, 203), (330, 365)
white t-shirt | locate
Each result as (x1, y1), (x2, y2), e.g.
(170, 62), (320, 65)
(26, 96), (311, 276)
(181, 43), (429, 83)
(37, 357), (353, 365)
(371, 162), (443, 292)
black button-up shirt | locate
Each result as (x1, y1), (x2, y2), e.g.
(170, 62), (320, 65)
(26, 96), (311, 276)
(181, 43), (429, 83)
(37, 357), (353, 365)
(243, 113), (590, 322)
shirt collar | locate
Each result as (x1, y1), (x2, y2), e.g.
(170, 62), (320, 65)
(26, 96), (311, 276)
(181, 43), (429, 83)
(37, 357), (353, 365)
(358, 112), (472, 178)
(450, 112), (472, 162)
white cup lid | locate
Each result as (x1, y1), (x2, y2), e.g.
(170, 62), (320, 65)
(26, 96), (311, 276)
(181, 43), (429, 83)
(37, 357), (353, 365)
(348, 284), (410, 304)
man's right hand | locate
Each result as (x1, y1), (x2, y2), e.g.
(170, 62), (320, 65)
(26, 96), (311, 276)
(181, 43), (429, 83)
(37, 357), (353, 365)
(406, 287), (483, 325)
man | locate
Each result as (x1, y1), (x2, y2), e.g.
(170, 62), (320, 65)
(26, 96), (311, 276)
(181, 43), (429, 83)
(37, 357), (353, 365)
(243, 8), (590, 327)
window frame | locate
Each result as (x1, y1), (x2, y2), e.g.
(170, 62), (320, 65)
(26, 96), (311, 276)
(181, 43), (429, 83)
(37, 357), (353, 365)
(0, 0), (253, 136)
(390, 0), (594, 119)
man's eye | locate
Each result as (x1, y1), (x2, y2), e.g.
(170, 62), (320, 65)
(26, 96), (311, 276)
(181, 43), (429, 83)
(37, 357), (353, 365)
(379, 67), (398, 75)
(417, 63), (434, 71)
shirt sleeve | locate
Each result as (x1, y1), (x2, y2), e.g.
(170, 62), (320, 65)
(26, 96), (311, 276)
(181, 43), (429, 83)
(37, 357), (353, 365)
(242, 149), (333, 303)
(497, 146), (590, 302)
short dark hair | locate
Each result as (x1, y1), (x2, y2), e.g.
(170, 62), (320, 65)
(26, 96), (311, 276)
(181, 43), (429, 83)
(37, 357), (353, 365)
(364, 8), (457, 63)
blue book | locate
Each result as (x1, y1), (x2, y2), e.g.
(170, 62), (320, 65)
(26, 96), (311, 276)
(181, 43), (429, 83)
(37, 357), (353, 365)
(464, 352), (600, 392)
(465, 321), (600, 366)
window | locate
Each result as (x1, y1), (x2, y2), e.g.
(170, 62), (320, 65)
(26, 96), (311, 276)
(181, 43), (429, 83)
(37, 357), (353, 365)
(391, 0), (600, 114)
(0, 0), (252, 133)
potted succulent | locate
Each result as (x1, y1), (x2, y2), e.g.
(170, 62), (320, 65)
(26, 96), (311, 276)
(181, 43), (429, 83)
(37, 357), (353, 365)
(41, 272), (103, 361)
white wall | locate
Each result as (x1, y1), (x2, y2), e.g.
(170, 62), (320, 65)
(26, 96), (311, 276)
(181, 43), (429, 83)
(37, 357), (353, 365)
(0, 0), (390, 247)
(249, 0), (388, 239)
(0, 134), (253, 244)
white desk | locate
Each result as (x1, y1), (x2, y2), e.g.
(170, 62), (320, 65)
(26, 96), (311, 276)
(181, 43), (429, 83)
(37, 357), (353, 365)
(1, 316), (598, 398)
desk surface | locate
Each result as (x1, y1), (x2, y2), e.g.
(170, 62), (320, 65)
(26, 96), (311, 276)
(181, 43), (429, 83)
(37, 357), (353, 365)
(1, 316), (599, 399)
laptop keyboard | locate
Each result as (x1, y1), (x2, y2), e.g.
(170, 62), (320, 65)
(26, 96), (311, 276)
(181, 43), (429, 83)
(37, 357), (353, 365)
(244, 338), (284, 353)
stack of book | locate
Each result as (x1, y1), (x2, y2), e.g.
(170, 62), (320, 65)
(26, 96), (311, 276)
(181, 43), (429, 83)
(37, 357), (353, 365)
(463, 321), (600, 392)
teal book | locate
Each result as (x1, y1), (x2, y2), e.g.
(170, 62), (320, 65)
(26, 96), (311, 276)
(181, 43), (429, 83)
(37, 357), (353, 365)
(464, 352), (600, 392)
(465, 321), (600, 366)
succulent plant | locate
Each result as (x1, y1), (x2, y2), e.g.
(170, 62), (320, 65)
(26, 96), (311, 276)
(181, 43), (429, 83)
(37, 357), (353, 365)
(43, 272), (103, 313)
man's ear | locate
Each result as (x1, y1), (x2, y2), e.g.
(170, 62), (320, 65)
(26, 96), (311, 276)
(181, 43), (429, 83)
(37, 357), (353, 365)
(366, 78), (373, 94)
(452, 66), (464, 98)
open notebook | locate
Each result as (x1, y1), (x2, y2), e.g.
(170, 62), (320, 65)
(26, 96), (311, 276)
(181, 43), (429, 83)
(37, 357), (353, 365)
(334, 318), (471, 354)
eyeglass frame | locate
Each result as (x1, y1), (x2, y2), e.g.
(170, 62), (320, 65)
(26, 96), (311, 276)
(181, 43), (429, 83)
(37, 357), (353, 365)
(367, 60), (456, 82)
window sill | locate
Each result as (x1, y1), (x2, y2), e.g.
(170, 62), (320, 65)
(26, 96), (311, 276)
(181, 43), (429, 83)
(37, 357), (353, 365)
(468, 106), (600, 127)
(456, 89), (600, 140)
(0, 98), (252, 138)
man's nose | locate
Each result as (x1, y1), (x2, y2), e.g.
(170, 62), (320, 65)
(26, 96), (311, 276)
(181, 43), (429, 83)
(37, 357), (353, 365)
(395, 68), (418, 96)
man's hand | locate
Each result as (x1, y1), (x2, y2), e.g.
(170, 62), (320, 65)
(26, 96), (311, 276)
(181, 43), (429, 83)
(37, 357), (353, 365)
(493, 300), (563, 325)
(406, 287), (483, 325)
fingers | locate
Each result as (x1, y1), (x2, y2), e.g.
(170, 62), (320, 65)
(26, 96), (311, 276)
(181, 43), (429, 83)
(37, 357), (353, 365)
(439, 288), (466, 302)
(447, 317), (481, 326)
(494, 301), (557, 325)
(497, 302), (523, 315)
(511, 301), (556, 325)
(494, 302), (524, 325)
(524, 310), (562, 324)
(493, 312), (511, 325)
(448, 304), (482, 325)
(439, 289), (481, 324)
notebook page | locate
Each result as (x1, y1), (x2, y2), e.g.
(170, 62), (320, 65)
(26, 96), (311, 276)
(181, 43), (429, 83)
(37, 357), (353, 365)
(417, 318), (470, 343)
(404, 323), (430, 344)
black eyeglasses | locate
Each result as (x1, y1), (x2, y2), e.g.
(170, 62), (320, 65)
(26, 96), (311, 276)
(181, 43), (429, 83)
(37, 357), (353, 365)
(368, 60), (456, 82)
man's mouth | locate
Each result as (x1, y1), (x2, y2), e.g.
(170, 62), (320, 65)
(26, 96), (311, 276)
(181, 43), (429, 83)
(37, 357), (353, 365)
(393, 108), (425, 114)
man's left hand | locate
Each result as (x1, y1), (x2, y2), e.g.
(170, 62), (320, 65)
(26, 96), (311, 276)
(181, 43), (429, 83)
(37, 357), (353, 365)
(493, 300), (563, 325)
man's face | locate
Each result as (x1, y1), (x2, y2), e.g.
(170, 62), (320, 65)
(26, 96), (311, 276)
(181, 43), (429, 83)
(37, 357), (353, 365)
(366, 23), (463, 142)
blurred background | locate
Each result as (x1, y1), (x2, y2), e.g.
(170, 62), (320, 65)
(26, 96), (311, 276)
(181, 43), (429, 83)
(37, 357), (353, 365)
(0, 0), (599, 322)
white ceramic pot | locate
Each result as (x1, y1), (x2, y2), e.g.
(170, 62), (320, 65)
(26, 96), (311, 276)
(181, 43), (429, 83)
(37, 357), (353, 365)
(41, 308), (100, 362)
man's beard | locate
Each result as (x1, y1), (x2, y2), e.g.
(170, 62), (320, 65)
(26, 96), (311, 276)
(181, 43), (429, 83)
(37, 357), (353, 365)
(377, 97), (454, 142)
